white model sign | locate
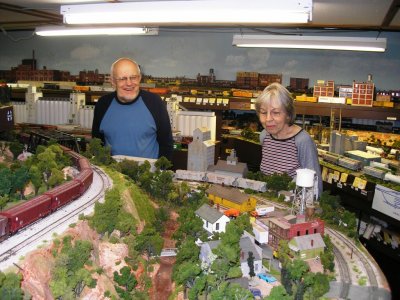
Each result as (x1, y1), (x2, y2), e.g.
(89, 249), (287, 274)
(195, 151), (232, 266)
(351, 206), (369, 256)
(372, 184), (400, 221)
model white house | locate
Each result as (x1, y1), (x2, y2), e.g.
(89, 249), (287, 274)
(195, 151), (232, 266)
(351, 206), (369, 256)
(187, 127), (215, 172)
(195, 203), (230, 234)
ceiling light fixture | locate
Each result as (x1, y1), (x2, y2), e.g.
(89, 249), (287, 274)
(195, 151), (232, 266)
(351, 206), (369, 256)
(60, 0), (312, 25)
(35, 26), (159, 36)
(232, 35), (387, 52)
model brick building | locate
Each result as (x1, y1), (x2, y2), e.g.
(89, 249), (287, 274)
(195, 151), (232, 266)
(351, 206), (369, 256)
(352, 81), (374, 106)
(267, 215), (325, 250)
(313, 80), (334, 98)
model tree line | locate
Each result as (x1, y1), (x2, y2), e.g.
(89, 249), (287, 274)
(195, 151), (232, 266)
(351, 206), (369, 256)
(0, 133), (72, 210)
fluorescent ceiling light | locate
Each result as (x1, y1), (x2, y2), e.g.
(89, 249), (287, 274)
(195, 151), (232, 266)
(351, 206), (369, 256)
(61, 0), (312, 25)
(232, 35), (387, 52)
(35, 26), (158, 36)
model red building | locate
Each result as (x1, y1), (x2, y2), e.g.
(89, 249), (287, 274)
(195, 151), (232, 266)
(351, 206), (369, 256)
(290, 77), (309, 92)
(352, 81), (374, 106)
(236, 72), (282, 89)
(313, 80), (334, 98)
(267, 215), (325, 249)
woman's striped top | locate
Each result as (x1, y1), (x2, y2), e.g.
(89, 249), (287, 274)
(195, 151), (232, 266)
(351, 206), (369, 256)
(260, 131), (301, 177)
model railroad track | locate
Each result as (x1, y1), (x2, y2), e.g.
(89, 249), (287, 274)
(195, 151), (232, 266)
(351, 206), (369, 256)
(0, 166), (111, 263)
(327, 228), (378, 288)
(253, 195), (289, 210)
(331, 242), (351, 298)
(92, 165), (112, 197)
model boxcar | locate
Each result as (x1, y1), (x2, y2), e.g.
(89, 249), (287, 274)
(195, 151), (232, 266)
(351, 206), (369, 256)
(0, 215), (9, 240)
(321, 152), (339, 165)
(46, 180), (81, 211)
(78, 157), (91, 171)
(206, 172), (236, 186)
(0, 194), (52, 234)
(67, 149), (82, 167)
(76, 169), (94, 194)
(363, 166), (386, 180)
(338, 157), (362, 171)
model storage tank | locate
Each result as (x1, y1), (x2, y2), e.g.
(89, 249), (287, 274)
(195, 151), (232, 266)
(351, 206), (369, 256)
(294, 169), (316, 216)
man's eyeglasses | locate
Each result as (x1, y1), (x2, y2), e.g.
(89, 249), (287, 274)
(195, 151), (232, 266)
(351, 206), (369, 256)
(114, 75), (140, 83)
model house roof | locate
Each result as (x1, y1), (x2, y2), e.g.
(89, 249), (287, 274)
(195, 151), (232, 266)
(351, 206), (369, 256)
(207, 159), (248, 175)
(195, 203), (225, 224)
(239, 236), (262, 262)
(206, 185), (250, 204)
(290, 233), (326, 251)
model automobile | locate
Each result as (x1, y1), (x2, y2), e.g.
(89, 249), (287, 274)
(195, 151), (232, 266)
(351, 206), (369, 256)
(257, 273), (277, 283)
(249, 288), (262, 297)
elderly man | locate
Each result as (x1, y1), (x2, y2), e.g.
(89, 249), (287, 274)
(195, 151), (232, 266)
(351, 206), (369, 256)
(92, 58), (173, 160)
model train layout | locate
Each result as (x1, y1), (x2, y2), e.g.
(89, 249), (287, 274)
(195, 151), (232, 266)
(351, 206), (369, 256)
(0, 146), (93, 241)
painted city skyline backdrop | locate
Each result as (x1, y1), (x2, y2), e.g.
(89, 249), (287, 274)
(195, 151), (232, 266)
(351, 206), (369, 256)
(0, 30), (399, 90)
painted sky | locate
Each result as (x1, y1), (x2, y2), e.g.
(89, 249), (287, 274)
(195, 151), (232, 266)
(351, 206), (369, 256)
(0, 29), (399, 90)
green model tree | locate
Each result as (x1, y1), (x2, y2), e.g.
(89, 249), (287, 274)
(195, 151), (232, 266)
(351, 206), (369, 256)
(172, 207), (206, 245)
(303, 272), (330, 300)
(287, 259), (309, 300)
(208, 281), (253, 299)
(89, 187), (135, 236)
(113, 266), (138, 300)
(0, 271), (24, 300)
(0, 168), (12, 199)
(152, 170), (175, 201)
(154, 156), (173, 171)
(50, 236), (96, 299)
(247, 251), (256, 278)
(134, 226), (164, 257)
(117, 159), (141, 181)
(268, 285), (292, 300)
(8, 141), (24, 160)
(211, 220), (243, 282)
(83, 138), (112, 165)
(11, 165), (30, 200)
(320, 235), (335, 272)
(28, 165), (42, 195)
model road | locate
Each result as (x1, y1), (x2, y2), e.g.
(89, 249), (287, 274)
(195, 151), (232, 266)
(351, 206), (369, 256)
(0, 165), (111, 270)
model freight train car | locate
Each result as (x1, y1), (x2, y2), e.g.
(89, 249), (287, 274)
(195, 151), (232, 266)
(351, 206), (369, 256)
(0, 146), (93, 241)
(174, 169), (267, 192)
(319, 151), (362, 171)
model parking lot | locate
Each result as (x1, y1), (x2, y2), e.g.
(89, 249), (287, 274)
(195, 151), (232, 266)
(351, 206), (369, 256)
(249, 276), (281, 298)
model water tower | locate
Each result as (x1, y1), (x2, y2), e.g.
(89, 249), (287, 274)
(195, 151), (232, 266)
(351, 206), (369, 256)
(293, 169), (316, 220)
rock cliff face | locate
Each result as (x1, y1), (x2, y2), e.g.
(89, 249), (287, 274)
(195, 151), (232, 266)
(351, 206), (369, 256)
(21, 221), (130, 300)
(19, 212), (181, 299)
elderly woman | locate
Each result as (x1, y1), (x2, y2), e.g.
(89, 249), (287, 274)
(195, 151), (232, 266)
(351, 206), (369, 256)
(255, 82), (322, 198)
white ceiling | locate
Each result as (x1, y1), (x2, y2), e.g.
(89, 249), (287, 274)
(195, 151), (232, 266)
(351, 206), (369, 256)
(0, 0), (400, 32)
